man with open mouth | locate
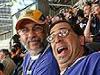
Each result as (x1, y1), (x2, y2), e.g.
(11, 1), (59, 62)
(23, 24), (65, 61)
(47, 17), (100, 75)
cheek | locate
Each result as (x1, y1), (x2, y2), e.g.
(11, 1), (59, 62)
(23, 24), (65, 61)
(51, 44), (54, 51)
(67, 34), (79, 49)
(38, 32), (46, 39)
(20, 35), (27, 44)
(51, 44), (56, 55)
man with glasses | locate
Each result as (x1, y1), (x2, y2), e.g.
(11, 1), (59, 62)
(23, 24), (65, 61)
(47, 20), (100, 75)
(15, 9), (60, 75)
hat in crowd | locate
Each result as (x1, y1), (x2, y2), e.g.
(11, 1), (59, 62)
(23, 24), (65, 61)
(16, 9), (45, 30)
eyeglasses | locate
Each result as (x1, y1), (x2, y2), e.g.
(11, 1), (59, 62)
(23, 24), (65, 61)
(18, 25), (44, 35)
(47, 29), (70, 43)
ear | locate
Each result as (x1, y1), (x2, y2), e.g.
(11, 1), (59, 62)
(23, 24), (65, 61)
(79, 35), (85, 46)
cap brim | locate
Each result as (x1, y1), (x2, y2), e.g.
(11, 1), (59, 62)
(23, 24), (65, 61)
(16, 17), (45, 30)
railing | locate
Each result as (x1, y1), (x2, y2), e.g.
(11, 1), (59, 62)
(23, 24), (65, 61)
(0, 30), (12, 40)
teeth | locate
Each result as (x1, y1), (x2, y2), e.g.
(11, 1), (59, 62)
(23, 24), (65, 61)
(57, 47), (64, 51)
(57, 47), (64, 54)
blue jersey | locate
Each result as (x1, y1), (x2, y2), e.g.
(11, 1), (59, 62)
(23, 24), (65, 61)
(64, 52), (100, 75)
(22, 46), (60, 75)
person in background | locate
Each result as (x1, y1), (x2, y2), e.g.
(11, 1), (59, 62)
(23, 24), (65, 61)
(0, 63), (5, 75)
(83, 1), (92, 19)
(9, 34), (25, 65)
(84, 3), (100, 51)
(64, 7), (77, 24)
(15, 9), (60, 75)
(9, 34), (25, 75)
(76, 9), (88, 30)
(47, 18), (100, 75)
(0, 49), (16, 75)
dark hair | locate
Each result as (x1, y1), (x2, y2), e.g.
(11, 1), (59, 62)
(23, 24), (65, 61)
(0, 63), (4, 72)
(49, 20), (84, 36)
(57, 13), (66, 20)
(9, 34), (21, 51)
(84, 1), (92, 7)
(10, 43), (21, 52)
(0, 49), (10, 57)
(10, 34), (20, 43)
(77, 9), (84, 18)
(9, 34), (26, 53)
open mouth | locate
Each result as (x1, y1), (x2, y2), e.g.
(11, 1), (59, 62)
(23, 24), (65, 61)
(57, 47), (68, 54)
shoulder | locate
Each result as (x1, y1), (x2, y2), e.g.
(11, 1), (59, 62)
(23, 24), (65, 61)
(3, 57), (16, 65)
(64, 52), (100, 75)
(39, 47), (57, 65)
(83, 52), (100, 66)
(87, 52), (100, 60)
(34, 47), (60, 75)
(71, 52), (100, 68)
(38, 47), (59, 69)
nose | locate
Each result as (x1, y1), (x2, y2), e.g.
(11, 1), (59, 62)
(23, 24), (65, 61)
(28, 29), (37, 38)
(54, 34), (62, 43)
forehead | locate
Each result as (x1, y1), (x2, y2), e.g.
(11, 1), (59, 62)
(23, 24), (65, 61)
(50, 22), (71, 33)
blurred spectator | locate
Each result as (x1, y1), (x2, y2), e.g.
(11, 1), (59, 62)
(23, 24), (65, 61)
(9, 34), (26, 75)
(83, 1), (92, 18)
(46, 15), (52, 26)
(0, 63), (5, 75)
(65, 7), (77, 24)
(84, 3), (100, 51)
(84, 3), (100, 42)
(51, 13), (66, 24)
(0, 49), (16, 75)
(76, 9), (88, 30)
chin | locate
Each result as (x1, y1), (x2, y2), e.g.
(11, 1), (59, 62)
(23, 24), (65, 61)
(30, 47), (43, 55)
(29, 50), (41, 56)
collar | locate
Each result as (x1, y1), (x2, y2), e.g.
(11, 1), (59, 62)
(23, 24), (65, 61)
(60, 56), (86, 75)
(30, 53), (41, 61)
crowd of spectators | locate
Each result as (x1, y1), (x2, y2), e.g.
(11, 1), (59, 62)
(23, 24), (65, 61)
(0, 1), (100, 75)
(48, 1), (100, 51)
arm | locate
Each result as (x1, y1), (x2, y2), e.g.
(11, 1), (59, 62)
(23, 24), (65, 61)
(84, 13), (93, 43)
(35, 63), (60, 75)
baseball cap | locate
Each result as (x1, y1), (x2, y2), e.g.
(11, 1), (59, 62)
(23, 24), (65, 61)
(16, 9), (46, 30)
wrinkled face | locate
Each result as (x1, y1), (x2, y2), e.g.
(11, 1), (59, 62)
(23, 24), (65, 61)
(49, 22), (84, 67)
(18, 22), (46, 55)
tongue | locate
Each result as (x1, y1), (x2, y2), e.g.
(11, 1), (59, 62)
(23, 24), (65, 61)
(57, 48), (65, 54)
(57, 49), (63, 54)
(57, 47), (68, 55)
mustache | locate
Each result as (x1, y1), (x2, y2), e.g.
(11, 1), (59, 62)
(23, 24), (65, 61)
(27, 38), (41, 43)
